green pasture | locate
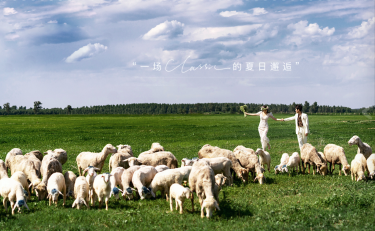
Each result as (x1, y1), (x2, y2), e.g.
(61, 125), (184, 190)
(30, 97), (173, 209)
(0, 114), (374, 230)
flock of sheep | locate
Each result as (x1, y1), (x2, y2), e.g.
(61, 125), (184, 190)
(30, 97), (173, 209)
(0, 135), (373, 218)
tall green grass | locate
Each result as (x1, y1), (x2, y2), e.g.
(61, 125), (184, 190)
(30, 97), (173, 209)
(0, 114), (374, 230)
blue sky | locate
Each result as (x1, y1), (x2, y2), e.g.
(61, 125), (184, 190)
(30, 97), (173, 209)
(0, 0), (374, 108)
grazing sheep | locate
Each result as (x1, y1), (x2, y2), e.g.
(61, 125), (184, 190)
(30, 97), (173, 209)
(0, 160), (8, 180)
(83, 166), (100, 205)
(351, 159), (366, 181)
(354, 153), (369, 176)
(201, 157), (233, 186)
(44, 149), (68, 165)
(169, 183), (191, 214)
(5, 148), (23, 172)
(10, 171), (30, 200)
(286, 152), (301, 173)
(126, 152), (178, 169)
(64, 171), (77, 198)
(109, 167), (125, 200)
(367, 154), (375, 179)
(233, 146), (264, 184)
(72, 176), (90, 210)
(121, 166), (142, 200)
(189, 160), (219, 218)
(47, 172), (66, 206)
(213, 174), (226, 202)
(24, 151), (42, 178)
(132, 166), (158, 199)
(198, 144), (249, 183)
(76, 144), (118, 176)
(39, 156), (63, 200)
(93, 173), (112, 210)
(300, 143), (327, 175)
(255, 148), (271, 172)
(0, 178), (29, 215)
(25, 150), (43, 161)
(274, 153), (290, 174)
(149, 169), (185, 201)
(155, 165), (170, 173)
(110, 175), (123, 200)
(109, 145), (133, 171)
(348, 135), (373, 159)
(323, 144), (350, 176)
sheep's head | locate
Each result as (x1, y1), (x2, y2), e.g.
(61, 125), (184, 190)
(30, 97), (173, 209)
(357, 173), (366, 181)
(125, 157), (142, 167)
(72, 198), (88, 210)
(110, 187), (123, 200)
(254, 173), (265, 185)
(123, 187), (136, 200)
(48, 188), (63, 202)
(183, 188), (191, 199)
(84, 166), (100, 176)
(348, 135), (359, 146)
(104, 144), (118, 154)
(318, 164), (327, 176)
(274, 165), (280, 174)
(150, 143), (164, 152)
(282, 165), (288, 173)
(101, 173), (111, 183)
(342, 165), (351, 176)
(139, 186), (154, 200)
(255, 148), (264, 156)
(34, 183), (47, 200)
(201, 196), (220, 218)
(370, 171), (375, 179)
(12, 199), (29, 214)
(67, 190), (74, 198)
(215, 174), (227, 187)
(237, 168), (249, 183)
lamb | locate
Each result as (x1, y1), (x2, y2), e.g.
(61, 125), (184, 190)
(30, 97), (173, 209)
(200, 157), (233, 186)
(0, 160), (8, 179)
(64, 171), (77, 198)
(348, 135), (373, 159)
(10, 171), (30, 200)
(149, 169), (185, 200)
(125, 151), (178, 169)
(169, 183), (191, 214)
(132, 166), (158, 199)
(47, 172), (66, 206)
(93, 173), (112, 210)
(24, 151), (42, 177)
(367, 154), (375, 179)
(25, 150), (43, 161)
(109, 167), (125, 199)
(286, 152), (301, 173)
(44, 149), (68, 165)
(354, 153), (369, 176)
(38, 156), (63, 200)
(0, 178), (29, 215)
(120, 166), (142, 200)
(233, 146), (264, 184)
(76, 144), (118, 176)
(108, 145), (133, 171)
(83, 166), (100, 204)
(300, 143), (327, 175)
(350, 159), (366, 181)
(323, 144), (350, 176)
(189, 160), (219, 218)
(155, 165), (170, 173)
(255, 148), (271, 172)
(198, 144), (249, 183)
(213, 174), (226, 202)
(72, 176), (90, 210)
(274, 153), (290, 174)
(181, 158), (198, 167)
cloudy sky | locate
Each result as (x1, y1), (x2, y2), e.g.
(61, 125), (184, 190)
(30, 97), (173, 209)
(0, 0), (374, 109)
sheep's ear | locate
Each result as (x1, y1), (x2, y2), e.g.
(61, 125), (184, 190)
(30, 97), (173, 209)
(72, 201), (76, 208)
(131, 188), (137, 192)
(122, 159), (129, 162)
(253, 177), (258, 182)
(94, 167), (100, 171)
(83, 200), (88, 207)
(215, 201), (220, 211)
(151, 191), (155, 198)
(83, 168), (89, 174)
(24, 202), (29, 210)
(59, 191), (64, 196)
(118, 188), (123, 193)
(12, 203), (18, 213)
(28, 183), (33, 189)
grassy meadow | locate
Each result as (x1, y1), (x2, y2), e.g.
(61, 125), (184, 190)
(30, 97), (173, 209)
(0, 114), (374, 230)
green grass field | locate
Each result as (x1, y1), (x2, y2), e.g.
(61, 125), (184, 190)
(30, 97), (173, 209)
(0, 114), (374, 230)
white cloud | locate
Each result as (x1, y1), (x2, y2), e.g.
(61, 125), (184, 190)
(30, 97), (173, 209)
(183, 24), (262, 42)
(5, 34), (19, 40)
(143, 20), (184, 41)
(3, 7), (17, 16)
(285, 21), (335, 46)
(48, 20), (58, 24)
(65, 43), (107, 63)
(323, 43), (374, 67)
(252, 8), (268, 16)
(220, 7), (267, 20)
(347, 17), (374, 39)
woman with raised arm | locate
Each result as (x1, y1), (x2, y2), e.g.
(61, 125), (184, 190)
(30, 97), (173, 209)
(244, 105), (282, 150)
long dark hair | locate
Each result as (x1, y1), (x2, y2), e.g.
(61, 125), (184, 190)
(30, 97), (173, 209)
(261, 105), (269, 114)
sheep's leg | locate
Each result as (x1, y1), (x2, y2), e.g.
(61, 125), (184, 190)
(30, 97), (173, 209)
(49, 196), (52, 206)
(105, 197), (109, 211)
(200, 206), (205, 218)
(3, 198), (8, 211)
(63, 185), (66, 206)
(332, 163), (335, 174)
(98, 198), (102, 209)
(312, 165), (315, 175)
(351, 172), (354, 181)
(178, 200), (183, 214)
(10, 201), (15, 215)
(77, 164), (82, 176)
(338, 164), (341, 176)
(170, 196), (174, 211)
(27, 187), (31, 201)
(190, 193), (194, 212)
(307, 164), (310, 174)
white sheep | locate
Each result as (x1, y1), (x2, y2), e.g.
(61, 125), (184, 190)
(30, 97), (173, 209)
(83, 166), (100, 205)
(109, 145), (133, 171)
(138, 143), (165, 157)
(181, 158), (198, 167)
(76, 144), (118, 176)
(351, 159), (366, 181)
(255, 148), (271, 172)
(5, 148), (23, 172)
(200, 157), (233, 186)
(155, 165), (170, 173)
(274, 153), (290, 174)
(72, 176), (90, 210)
(120, 166), (142, 200)
(149, 169), (185, 201)
(10, 171), (30, 201)
(64, 171), (77, 198)
(0, 178), (29, 215)
(125, 151), (178, 169)
(348, 135), (373, 159)
(213, 174), (226, 202)
(38, 156), (62, 200)
(47, 172), (66, 206)
(286, 152), (301, 173)
(0, 159), (8, 180)
(169, 183), (191, 214)
(201, 196), (220, 219)
(44, 149), (68, 165)
(109, 167), (125, 200)
(354, 153), (369, 176)
(24, 151), (42, 178)
(301, 143), (327, 175)
(24, 150), (43, 161)
(93, 173), (112, 210)
(233, 146), (264, 184)
(367, 154), (375, 179)
(323, 144), (350, 176)
(132, 166), (157, 200)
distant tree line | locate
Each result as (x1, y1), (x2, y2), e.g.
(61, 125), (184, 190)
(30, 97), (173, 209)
(1, 101), (373, 116)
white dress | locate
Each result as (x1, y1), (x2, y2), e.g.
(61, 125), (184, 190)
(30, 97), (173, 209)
(256, 111), (276, 150)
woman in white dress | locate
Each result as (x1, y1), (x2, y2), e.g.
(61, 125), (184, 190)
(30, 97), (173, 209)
(244, 105), (282, 150)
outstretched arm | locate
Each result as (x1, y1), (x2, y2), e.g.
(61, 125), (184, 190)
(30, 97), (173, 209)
(244, 111), (261, 116)
(269, 114), (282, 121)
(283, 115), (296, 121)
